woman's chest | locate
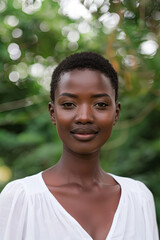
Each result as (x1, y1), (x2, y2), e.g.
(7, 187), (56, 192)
(48, 185), (121, 240)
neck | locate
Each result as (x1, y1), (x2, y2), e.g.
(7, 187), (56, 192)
(55, 146), (104, 187)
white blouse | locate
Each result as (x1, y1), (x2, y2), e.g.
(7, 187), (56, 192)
(0, 172), (159, 240)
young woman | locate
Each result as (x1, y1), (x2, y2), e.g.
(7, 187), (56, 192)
(0, 52), (159, 240)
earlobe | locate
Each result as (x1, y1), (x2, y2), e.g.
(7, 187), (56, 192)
(113, 102), (121, 126)
(48, 102), (56, 125)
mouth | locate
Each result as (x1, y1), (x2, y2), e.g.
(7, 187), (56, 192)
(70, 128), (99, 141)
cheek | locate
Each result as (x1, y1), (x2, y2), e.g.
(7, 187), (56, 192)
(98, 112), (116, 140)
(55, 109), (73, 125)
(55, 124), (68, 144)
(98, 111), (116, 128)
(54, 112), (72, 139)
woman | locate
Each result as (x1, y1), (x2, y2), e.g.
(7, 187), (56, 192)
(0, 52), (159, 240)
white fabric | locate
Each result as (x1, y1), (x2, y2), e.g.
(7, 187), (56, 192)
(0, 172), (159, 240)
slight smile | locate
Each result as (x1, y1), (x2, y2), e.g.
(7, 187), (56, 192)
(70, 128), (99, 141)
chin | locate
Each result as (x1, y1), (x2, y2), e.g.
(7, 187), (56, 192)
(64, 144), (102, 156)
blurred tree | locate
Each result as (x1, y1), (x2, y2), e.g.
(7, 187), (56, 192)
(0, 0), (160, 230)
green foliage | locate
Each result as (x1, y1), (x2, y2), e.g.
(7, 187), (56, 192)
(0, 0), (160, 231)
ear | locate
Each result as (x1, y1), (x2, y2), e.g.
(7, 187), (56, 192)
(48, 102), (56, 125)
(113, 102), (121, 126)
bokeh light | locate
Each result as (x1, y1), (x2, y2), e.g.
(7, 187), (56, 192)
(60, 0), (91, 20)
(21, 0), (42, 14)
(9, 71), (20, 82)
(100, 12), (120, 33)
(78, 21), (91, 34)
(68, 42), (78, 51)
(39, 22), (50, 32)
(12, 28), (23, 38)
(30, 63), (45, 78)
(8, 43), (21, 60)
(139, 40), (159, 56)
(0, 1), (6, 13)
(0, 166), (12, 184)
(67, 30), (80, 42)
(4, 15), (19, 27)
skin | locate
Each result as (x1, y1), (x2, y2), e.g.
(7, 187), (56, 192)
(42, 69), (121, 240)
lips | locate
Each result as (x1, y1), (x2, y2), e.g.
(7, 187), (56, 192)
(70, 127), (99, 141)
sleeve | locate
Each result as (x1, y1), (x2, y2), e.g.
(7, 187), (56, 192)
(0, 180), (28, 240)
(137, 181), (159, 240)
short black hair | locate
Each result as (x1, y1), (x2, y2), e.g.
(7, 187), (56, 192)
(51, 52), (118, 102)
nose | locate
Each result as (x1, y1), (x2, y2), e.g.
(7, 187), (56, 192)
(75, 104), (94, 124)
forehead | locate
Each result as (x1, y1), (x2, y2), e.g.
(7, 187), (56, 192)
(56, 69), (115, 97)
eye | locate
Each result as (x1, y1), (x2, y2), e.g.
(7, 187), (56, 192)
(95, 102), (108, 109)
(61, 102), (75, 109)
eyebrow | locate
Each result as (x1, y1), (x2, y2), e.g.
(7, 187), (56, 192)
(59, 93), (111, 98)
(91, 93), (111, 98)
(60, 93), (77, 98)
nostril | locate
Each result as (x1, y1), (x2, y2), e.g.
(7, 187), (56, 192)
(75, 114), (94, 124)
(76, 121), (93, 125)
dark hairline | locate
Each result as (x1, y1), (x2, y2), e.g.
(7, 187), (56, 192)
(51, 52), (118, 102)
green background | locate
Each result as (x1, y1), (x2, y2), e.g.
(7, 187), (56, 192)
(0, 0), (160, 231)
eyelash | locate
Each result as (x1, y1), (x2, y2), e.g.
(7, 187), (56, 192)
(95, 102), (108, 109)
(61, 102), (75, 109)
(61, 102), (108, 110)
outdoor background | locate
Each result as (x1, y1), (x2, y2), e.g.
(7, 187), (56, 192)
(0, 0), (160, 230)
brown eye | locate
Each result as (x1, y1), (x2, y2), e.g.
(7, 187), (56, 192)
(95, 102), (108, 109)
(62, 102), (75, 109)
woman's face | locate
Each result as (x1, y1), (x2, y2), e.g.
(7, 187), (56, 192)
(49, 69), (120, 155)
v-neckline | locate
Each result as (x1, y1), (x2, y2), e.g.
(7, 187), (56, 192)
(39, 172), (124, 240)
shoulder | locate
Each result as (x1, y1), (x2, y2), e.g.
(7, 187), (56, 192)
(111, 175), (159, 238)
(111, 174), (154, 201)
(0, 178), (26, 204)
(0, 173), (43, 238)
(0, 172), (44, 226)
(0, 172), (43, 201)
